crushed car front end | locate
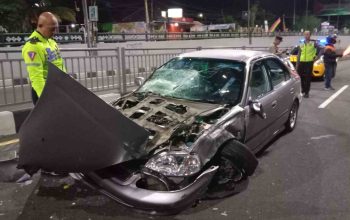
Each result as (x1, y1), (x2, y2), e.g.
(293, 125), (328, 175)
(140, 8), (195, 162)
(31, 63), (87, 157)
(18, 54), (257, 214)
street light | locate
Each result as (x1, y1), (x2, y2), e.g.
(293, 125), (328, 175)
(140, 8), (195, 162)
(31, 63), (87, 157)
(198, 13), (203, 18)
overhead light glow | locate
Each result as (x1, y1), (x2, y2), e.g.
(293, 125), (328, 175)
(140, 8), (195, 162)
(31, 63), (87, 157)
(168, 8), (183, 18)
(161, 11), (167, 18)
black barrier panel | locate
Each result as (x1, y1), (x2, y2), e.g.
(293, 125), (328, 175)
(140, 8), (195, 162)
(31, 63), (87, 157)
(18, 63), (149, 174)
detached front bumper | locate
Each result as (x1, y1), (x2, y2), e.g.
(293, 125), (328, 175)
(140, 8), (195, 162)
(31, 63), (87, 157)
(71, 166), (218, 215)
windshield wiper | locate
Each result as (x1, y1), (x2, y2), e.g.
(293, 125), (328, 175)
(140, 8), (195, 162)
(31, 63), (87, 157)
(135, 91), (163, 98)
(189, 98), (218, 104)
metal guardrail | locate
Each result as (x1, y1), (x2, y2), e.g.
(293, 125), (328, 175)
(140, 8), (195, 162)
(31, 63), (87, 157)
(0, 46), (278, 107)
(0, 31), (315, 46)
(97, 31), (310, 43)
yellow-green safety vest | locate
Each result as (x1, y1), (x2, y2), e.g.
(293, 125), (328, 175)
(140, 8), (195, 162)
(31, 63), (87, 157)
(299, 42), (317, 62)
(22, 30), (66, 97)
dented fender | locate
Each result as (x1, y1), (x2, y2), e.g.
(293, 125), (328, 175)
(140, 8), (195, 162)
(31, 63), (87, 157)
(191, 106), (246, 166)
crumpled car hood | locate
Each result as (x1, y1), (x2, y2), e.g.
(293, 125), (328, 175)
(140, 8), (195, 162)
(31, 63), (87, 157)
(112, 95), (221, 152)
(18, 63), (149, 175)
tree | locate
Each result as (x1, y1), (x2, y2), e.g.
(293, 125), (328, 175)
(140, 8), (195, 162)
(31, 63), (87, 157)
(0, 0), (76, 32)
(250, 2), (259, 28)
(294, 15), (321, 31)
(223, 15), (235, 24)
(0, 0), (26, 32)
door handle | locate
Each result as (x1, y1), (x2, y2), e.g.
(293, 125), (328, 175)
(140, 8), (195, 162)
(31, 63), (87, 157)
(290, 87), (295, 94)
(272, 100), (278, 108)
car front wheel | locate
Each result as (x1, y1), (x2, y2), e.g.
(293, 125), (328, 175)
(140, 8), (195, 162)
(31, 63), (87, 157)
(206, 140), (258, 199)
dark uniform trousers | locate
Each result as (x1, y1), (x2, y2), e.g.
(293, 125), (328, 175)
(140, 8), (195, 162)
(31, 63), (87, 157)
(31, 88), (39, 105)
(297, 62), (314, 95)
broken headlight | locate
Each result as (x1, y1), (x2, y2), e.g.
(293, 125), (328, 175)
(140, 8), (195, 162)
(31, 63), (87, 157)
(145, 151), (201, 177)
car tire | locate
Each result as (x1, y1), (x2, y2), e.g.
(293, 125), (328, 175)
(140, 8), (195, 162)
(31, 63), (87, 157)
(285, 100), (299, 132)
(206, 140), (258, 199)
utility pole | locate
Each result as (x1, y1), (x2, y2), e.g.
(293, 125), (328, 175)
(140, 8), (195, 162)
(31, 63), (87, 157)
(82, 0), (91, 48)
(151, 0), (154, 22)
(144, 0), (150, 33)
(306, 0), (309, 29)
(248, 0), (252, 45)
(293, 0), (296, 28)
(337, 0), (341, 29)
(221, 9), (225, 23)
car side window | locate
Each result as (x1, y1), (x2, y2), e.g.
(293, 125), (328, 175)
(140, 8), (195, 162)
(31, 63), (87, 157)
(250, 62), (272, 100)
(264, 58), (291, 87)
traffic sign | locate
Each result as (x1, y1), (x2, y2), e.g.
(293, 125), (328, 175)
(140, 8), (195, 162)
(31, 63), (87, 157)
(89, 6), (98, 22)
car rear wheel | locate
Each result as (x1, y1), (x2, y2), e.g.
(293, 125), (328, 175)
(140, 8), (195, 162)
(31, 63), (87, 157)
(206, 140), (258, 199)
(285, 100), (299, 132)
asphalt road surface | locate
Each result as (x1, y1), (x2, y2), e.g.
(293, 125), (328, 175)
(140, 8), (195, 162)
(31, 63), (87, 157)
(1, 60), (350, 220)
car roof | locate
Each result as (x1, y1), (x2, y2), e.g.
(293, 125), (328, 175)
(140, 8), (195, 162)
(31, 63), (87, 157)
(179, 49), (271, 62)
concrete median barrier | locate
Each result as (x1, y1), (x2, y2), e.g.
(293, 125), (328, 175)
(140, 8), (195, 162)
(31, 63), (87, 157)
(0, 111), (17, 137)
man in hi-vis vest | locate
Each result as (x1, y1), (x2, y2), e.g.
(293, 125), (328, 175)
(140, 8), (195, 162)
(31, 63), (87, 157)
(296, 31), (319, 98)
(22, 12), (66, 104)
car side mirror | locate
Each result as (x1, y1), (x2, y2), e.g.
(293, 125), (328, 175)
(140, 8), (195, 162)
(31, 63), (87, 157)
(249, 100), (267, 119)
(134, 77), (145, 86)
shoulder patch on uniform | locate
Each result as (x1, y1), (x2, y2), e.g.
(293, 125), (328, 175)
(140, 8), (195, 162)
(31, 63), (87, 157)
(28, 37), (41, 44)
(28, 51), (36, 61)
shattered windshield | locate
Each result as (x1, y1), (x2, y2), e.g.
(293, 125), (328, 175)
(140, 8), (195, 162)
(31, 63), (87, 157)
(137, 57), (245, 105)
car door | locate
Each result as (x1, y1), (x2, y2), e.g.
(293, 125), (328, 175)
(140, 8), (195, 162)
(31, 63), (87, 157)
(244, 60), (279, 151)
(263, 58), (295, 134)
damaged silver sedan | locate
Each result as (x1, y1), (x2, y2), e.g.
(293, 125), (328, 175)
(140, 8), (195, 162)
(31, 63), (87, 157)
(18, 49), (301, 215)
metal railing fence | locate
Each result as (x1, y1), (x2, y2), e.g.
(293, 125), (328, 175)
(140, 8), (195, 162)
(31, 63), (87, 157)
(0, 46), (278, 107)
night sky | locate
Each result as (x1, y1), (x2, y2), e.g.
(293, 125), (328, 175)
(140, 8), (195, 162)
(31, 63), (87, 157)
(95, 0), (313, 23)
(83, 0), (346, 24)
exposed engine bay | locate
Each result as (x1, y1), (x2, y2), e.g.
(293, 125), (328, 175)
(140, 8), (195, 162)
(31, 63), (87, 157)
(111, 93), (230, 154)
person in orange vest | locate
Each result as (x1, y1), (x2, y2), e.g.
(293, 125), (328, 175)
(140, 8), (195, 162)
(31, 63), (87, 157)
(323, 36), (342, 90)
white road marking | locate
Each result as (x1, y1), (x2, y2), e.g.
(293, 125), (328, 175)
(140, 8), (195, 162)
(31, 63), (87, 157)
(0, 138), (19, 147)
(318, 85), (349, 109)
(310, 134), (336, 140)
